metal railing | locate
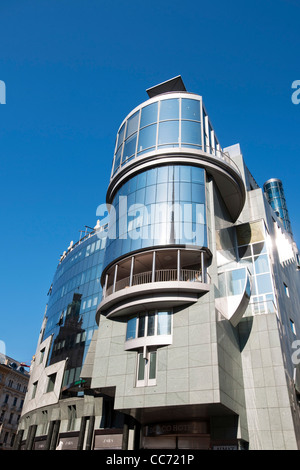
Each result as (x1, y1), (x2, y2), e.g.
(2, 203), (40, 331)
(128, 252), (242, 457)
(105, 268), (204, 297)
(111, 138), (242, 180)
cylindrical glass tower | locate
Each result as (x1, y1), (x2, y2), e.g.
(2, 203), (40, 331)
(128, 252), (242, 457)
(263, 178), (293, 237)
(97, 79), (245, 321)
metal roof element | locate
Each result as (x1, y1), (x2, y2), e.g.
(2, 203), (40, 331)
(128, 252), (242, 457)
(146, 75), (186, 98)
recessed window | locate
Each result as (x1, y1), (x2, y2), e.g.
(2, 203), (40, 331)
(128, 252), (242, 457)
(136, 349), (157, 387)
(32, 381), (38, 399)
(67, 405), (77, 431)
(39, 348), (45, 364)
(46, 373), (57, 393)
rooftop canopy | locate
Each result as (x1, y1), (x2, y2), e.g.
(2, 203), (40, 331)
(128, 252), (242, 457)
(146, 75), (186, 98)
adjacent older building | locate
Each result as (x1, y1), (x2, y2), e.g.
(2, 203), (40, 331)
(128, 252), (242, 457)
(17, 77), (300, 450)
(0, 355), (29, 450)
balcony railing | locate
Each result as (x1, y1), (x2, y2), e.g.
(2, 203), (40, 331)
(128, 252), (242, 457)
(105, 268), (203, 297)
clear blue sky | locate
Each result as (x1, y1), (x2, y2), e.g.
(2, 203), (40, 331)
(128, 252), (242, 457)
(0, 0), (299, 364)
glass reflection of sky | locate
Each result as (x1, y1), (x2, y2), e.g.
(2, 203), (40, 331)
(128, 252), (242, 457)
(103, 164), (207, 271)
(43, 232), (107, 385)
(111, 96), (220, 176)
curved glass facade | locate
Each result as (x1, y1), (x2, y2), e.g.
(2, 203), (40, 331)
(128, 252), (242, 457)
(103, 164), (207, 271)
(42, 231), (107, 387)
(263, 179), (292, 236)
(112, 94), (221, 176)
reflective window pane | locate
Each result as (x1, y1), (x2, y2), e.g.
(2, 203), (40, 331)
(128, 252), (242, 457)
(147, 312), (155, 336)
(252, 242), (266, 255)
(254, 254), (269, 274)
(158, 120), (179, 145)
(138, 353), (145, 381)
(157, 311), (171, 335)
(159, 99), (179, 120)
(126, 317), (137, 341)
(156, 183), (168, 202)
(113, 145), (122, 173)
(180, 166), (191, 182)
(137, 171), (147, 190)
(145, 185), (156, 205)
(146, 167), (157, 186)
(149, 351), (157, 380)
(137, 124), (157, 153)
(117, 123), (125, 150)
(140, 102), (158, 127)
(230, 269), (246, 295)
(126, 111), (139, 138)
(181, 120), (202, 146)
(191, 183), (205, 203)
(181, 99), (200, 121)
(256, 273), (273, 295)
(191, 166), (205, 184)
(123, 133), (137, 161)
(157, 166), (169, 183)
(138, 315), (146, 337)
(238, 245), (252, 258)
(180, 182), (191, 201)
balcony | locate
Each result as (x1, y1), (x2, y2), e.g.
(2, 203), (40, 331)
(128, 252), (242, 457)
(96, 248), (210, 320)
(106, 268), (203, 297)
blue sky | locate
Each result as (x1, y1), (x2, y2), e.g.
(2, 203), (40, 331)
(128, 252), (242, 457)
(0, 0), (299, 364)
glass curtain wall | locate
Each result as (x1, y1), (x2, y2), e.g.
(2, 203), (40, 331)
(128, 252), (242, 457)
(111, 96), (219, 176)
(42, 232), (107, 387)
(103, 164), (207, 270)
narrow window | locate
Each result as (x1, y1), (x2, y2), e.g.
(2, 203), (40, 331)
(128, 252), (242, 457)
(290, 319), (296, 335)
(46, 373), (56, 393)
(40, 348), (45, 364)
(136, 349), (157, 387)
(147, 312), (155, 336)
(42, 410), (49, 435)
(31, 381), (38, 399)
(126, 316), (137, 341)
(157, 311), (172, 335)
(149, 351), (157, 382)
(67, 405), (76, 431)
(138, 315), (146, 337)
(284, 283), (289, 297)
(137, 353), (145, 382)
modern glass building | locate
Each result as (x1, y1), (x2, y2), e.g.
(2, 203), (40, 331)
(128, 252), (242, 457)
(17, 77), (300, 450)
